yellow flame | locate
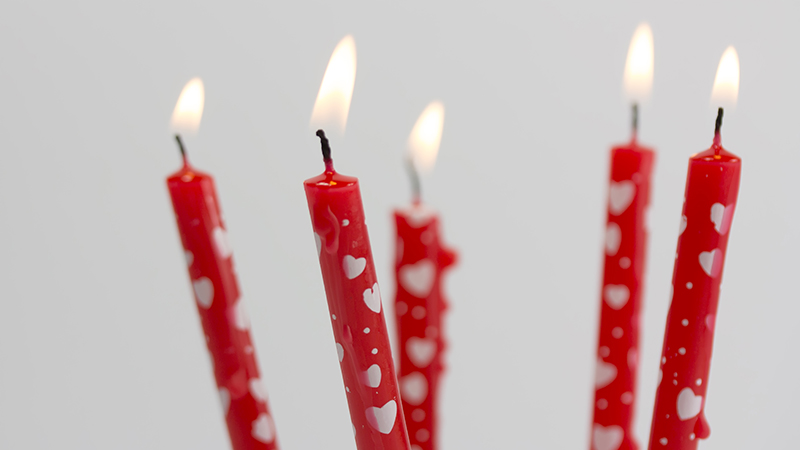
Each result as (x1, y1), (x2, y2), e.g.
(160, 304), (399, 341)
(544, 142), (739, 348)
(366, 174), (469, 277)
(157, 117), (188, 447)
(310, 35), (357, 134)
(710, 46), (739, 109)
(170, 78), (205, 135)
(623, 23), (654, 102)
(408, 101), (445, 173)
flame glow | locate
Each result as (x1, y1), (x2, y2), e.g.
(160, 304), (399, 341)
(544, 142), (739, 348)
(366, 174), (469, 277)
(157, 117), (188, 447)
(408, 101), (445, 173)
(623, 23), (654, 102)
(710, 46), (740, 109)
(170, 78), (205, 135)
(310, 35), (357, 134)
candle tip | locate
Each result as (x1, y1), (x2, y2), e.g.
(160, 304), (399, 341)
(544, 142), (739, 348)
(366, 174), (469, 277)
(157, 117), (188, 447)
(175, 134), (188, 163)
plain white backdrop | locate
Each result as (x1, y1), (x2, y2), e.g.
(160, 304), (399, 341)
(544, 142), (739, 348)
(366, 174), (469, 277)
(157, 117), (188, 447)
(1, 0), (798, 448)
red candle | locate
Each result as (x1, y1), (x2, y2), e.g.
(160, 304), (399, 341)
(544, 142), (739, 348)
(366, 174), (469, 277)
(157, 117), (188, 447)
(166, 79), (279, 450)
(391, 101), (456, 450)
(647, 48), (742, 450)
(591, 24), (654, 450)
(305, 131), (411, 450)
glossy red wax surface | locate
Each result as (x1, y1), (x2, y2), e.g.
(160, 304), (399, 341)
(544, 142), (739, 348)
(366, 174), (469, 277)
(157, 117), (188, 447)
(591, 140), (654, 450)
(393, 204), (457, 450)
(168, 160), (279, 450)
(304, 165), (411, 450)
(647, 145), (741, 450)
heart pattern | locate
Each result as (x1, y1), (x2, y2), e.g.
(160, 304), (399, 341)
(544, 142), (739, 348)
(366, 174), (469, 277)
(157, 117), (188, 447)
(399, 260), (436, 297)
(218, 387), (230, 416)
(677, 387), (703, 420)
(365, 400), (398, 434)
(605, 223), (621, 256)
(213, 227), (233, 259)
(679, 215), (687, 236)
(609, 181), (636, 215)
(363, 283), (382, 313)
(595, 358), (617, 389)
(251, 413), (276, 443)
(249, 378), (268, 402)
(343, 255), (367, 280)
(192, 277), (214, 308)
(710, 203), (735, 235)
(592, 424), (624, 450)
(361, 364), (382, 388)
(336, 343), (344, 362)
(231, 299), (250, 330)
(400, 372), (428, 406)
(603, 285), (630, 310)
(406, 337), (437, 368)
(699, 249), (723, 277)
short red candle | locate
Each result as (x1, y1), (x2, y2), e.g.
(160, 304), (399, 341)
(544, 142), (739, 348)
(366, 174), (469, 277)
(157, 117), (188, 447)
(393, 204), (457, 450)
(167, 144), (279, 450)
(647, 110), (741, 449)
(304, 131), (411, 450)
(591, 118), (655, 450)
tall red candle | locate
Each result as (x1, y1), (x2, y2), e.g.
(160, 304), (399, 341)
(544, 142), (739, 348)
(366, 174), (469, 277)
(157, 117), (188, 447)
(167, 138), (279, 450)
(304, 131), (411, 450)
(647, 108), (741, 449)
(591, 110), (654, 450)
(393, 204), (456, 450)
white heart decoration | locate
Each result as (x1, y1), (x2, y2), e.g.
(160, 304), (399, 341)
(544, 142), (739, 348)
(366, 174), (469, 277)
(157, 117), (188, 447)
(608, 181), (636, 215)
(219, 387), (230, 416)
(249, 378), (268, 402)
(592, 424), (624, 450)
(336, 343), (344, 362)
(213, 227), (233, 259)
(595, 358), (617, 389)
(361, 364), (382, 388)
(184, 250), (194, 266)
(605, 223), (621, 256)
(399, 260), (436, 298)
(710, 203), (734, 235)
(400, 372), (428, 406)
(363, 283), (382, 313)
(406, 337), (437, 368)
(679, 215), (687, 236)
(603, 285), (630, 310)
(343, 255), (367, 280)
(676, 387), (703, 420)
(699, 249), (723, 277)
(192, 277), (214, 308)
(314, 232), (322, 257)
(231, 299), (250, 330)
(365, 400), (398, 434)
(251, 413), (276, 443)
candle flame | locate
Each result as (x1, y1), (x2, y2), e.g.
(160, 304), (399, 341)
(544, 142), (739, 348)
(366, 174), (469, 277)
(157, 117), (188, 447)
(710, 46), (739, 109)
(408, 101), (445, 173)
(310, 35), (357, 134)
(623, 23), (654, 102)
(170, 78), (205, 135)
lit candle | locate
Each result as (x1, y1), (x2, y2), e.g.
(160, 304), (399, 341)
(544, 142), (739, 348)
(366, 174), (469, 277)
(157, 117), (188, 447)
(393, 101), (457, 450)
(304, 36), (412, 450)
(591, 23), (655, 450)
(647, 47), (742, 449)
(166, 78), (280, 449)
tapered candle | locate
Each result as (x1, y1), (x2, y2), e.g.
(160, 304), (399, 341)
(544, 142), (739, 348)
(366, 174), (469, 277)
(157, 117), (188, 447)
(647, 47), (742, 450)
(393, 102), (457, 450)
(166, 79), (279, 450)
(591, 23), (655, 450)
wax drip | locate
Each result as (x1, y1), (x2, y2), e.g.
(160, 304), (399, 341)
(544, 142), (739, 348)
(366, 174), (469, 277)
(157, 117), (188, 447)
(175, 134), (188, 163)
(405, 156), (422, 204)
(713, 107), (723, 150)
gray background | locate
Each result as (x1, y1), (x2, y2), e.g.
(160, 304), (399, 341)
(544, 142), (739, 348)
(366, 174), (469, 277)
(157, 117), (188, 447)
(1, 0), (797, 448)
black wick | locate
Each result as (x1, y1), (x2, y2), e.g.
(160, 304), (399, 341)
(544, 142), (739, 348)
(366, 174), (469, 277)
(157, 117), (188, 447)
(714, 107), (724, 136)
(316, 129), (332, 162)
(175, 134), (187, 160)
(406, 156), (422, 202)
(632, 103), (639, 135)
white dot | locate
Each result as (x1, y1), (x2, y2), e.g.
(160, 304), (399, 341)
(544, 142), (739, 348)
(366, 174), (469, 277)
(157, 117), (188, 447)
(682, 319), (689, 326)
(612, 327), (624, 338)
(597, 399), (608, 410)
(686, 282), (693, 289)
(332, 314), (337, 320)
(342, 219), (350, 226)
(619, 257), (631, 269)
(674, 372), (678, 377)
(666, 414), (670, 418)
(371, 348), (378, 355)
(620, 392), (633, 404)
(696, 378), (702, 386)
(678, 348), (686, 355)
(660, 437), (668, 445)
(245, 346), (253, 354)
(346, 386), (350, 392)
(412, 409), (426, 422)
(662, 357), (667, 364)
(363, 328), (370, 334)
(672, 380), (678, 385)
(396, 302), (408, 316)
(599, 346), (610, 357)
(416, 429), (430, 442)
(412, 306), (427, 319)
(689, 433), (696, 440)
